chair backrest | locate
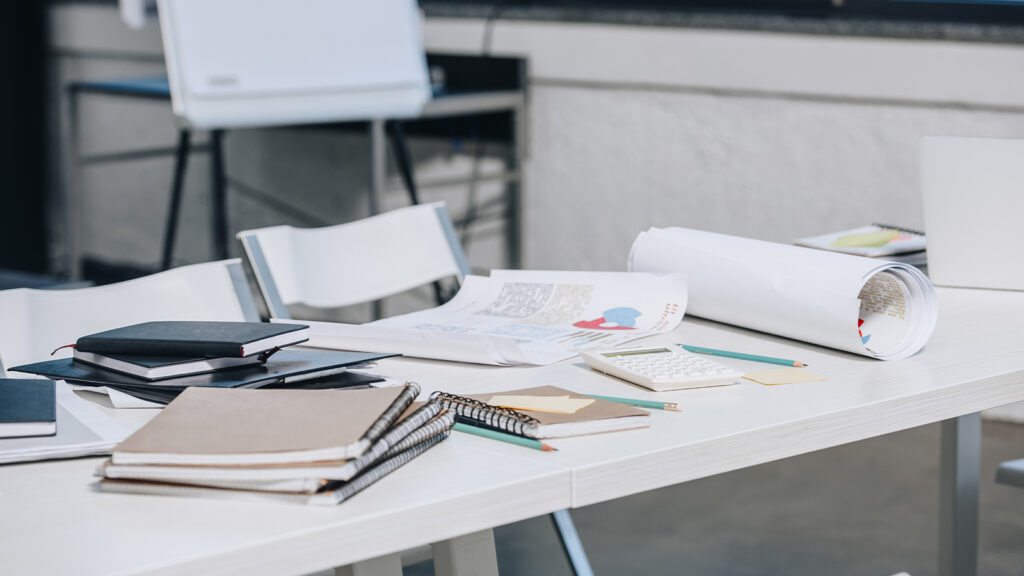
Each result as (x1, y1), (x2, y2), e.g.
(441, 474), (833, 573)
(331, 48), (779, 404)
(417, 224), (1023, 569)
(237, 202), (471, 319)
(0, 260), (259, 370)
(156, 0), (430, 129)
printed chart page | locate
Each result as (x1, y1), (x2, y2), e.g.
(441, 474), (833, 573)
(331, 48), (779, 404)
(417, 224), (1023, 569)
(294, 271), (688, 365)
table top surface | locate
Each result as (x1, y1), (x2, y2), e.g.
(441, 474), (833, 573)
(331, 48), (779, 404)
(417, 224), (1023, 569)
(3, 286), (1023, 575)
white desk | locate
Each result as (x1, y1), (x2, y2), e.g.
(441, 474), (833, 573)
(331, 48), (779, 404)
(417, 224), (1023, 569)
(2, 287), (1022, 575)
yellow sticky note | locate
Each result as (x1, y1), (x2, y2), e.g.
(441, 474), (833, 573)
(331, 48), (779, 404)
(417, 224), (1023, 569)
(830, 229), (899, 248)
(743, 368), (826, 386)
(489, 395), (595, 414)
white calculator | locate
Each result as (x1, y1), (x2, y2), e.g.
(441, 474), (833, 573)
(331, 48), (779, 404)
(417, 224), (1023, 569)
(579, 346), (744, 392)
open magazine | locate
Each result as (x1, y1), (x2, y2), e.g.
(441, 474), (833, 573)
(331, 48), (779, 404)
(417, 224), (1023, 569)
(283, 270), (688, 365)
(629, 227), (937, 360)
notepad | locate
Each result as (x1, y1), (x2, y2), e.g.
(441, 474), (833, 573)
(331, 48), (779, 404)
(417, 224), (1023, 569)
(743, 368), (826, 386)
(433, 385), (649, 439)
(489, 394), (594, 414)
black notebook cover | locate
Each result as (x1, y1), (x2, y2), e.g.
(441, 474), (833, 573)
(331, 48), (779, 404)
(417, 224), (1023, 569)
(0, 379), (57, 437)
(73, 350), (265, 381)
(102, 370), (388, 405)
(11, 349), (394, 391)
(75, 321), (309, 358)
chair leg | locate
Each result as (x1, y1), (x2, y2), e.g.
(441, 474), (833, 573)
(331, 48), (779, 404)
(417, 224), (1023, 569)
(161, 129), (191, 271)
(550, 510), (595, 576)
(210, 129), (229, 260)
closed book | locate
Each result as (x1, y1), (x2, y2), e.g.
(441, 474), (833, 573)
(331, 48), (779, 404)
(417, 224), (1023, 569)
(98, 430), (449, 506)
(75, 321), (309, 358)
(0, 379), (57, 438)
(110, 383), (420, 466)
(73, 350), (265, 381)
(98, 404), (454, 489)
(102, 370), (387, 406)
(433, 385), (649, 439)
(12, 349), (391, 392)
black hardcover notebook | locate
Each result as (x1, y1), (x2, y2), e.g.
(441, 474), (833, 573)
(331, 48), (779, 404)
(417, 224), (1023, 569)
(111, 370), (388, 405)
(73, 350), (266, 381)
(12, 349), (394, 393)
(75, 321), (310, 358)
(0, 379), (57, 438)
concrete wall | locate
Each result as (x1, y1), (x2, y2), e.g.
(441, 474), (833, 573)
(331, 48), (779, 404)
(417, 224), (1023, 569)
(48, 5), (1024, 418)
(423, 18), (1024, 270)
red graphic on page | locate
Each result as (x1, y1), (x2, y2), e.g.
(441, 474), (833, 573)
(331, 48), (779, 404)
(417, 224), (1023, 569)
(573, 307), (641, 330)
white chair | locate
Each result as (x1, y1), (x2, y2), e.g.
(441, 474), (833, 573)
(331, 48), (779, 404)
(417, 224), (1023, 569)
(0, 259), (259, 370)
(237, 203), (595, 576)
(237, 202), (471, 320)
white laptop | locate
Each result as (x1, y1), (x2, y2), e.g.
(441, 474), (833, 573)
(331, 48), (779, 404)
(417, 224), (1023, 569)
(921, 136), (1024, 291)
(156, 0), (430, 129)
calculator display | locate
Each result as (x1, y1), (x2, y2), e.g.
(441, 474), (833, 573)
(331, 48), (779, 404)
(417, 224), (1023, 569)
(601, 348), (671, 358)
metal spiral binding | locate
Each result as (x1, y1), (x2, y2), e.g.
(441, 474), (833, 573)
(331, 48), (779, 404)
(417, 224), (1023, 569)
(429, 391), (539, 436)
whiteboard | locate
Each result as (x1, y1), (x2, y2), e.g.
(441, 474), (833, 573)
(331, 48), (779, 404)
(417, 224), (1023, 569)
(157, 0), (430, 128)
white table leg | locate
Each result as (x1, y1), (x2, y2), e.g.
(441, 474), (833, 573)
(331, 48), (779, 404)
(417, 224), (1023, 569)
(334, 552), (402, 576)
(939, 412), (980, 576)
(432, 529), (499, 576)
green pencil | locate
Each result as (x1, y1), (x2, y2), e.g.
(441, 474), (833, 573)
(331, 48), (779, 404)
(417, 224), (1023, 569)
(681, 345), (807, 368)
(587, 394), (679, 412)
(452, 422), (556, 451)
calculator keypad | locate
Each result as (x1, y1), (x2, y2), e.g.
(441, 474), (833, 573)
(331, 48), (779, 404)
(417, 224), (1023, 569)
(580, 347), (744, 391)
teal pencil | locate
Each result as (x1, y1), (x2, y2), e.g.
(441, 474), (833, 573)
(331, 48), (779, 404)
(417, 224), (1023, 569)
(587, 394), (679, 412)
(681, 345), (807, 368)
(452, 422), (556, 451)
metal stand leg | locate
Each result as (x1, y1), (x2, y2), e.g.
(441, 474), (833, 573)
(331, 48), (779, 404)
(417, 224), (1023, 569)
(367, 119), (386, 319)
(368, 119), (385, 216)
(63, 88), (83, 280)
(161, 129), (191, 271)
(551, 509), (595, 576)
(505, 106), (523, 270)
(386, 120), (420, 205)
(939, 412), (981, 576)
(210, 129), (228, 260)
(385, 119), (446, 305)
(432, 529), (499, 576)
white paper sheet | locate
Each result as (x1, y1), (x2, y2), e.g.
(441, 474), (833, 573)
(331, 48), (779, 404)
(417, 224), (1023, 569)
(628, 227), (937, 360)
(287, 270), (688, 365)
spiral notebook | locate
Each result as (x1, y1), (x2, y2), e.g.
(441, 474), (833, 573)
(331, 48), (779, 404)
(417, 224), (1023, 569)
(99, 430), (449, 506)
(110, 383), (419, 467)
(432, 385), (650, 439)
(100, 400), (453, 489)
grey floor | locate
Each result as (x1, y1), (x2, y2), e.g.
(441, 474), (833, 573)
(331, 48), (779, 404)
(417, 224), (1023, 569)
(408, 420), (1024, 575)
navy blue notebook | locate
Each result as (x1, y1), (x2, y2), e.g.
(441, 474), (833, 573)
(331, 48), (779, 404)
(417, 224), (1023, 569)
(11, 349), (394, 391)
(75, 321), (309, 358)
(0, 379), (57, 438)
(73, 350), (265, 381)
(105, 370), (387, 405)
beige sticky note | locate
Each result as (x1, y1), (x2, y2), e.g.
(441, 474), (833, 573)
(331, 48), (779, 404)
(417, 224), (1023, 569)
(743, 368), (826, 386)
(830, 229), (898, 248)
(489, 395), (596, 414)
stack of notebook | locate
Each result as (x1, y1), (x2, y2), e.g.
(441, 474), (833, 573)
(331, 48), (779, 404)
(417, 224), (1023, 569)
(97, 382), (454, 505)
(11, 321), (395, 404)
